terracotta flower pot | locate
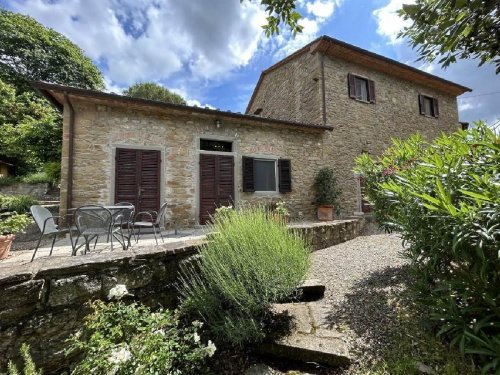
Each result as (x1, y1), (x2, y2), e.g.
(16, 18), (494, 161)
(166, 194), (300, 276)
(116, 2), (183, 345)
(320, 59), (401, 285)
(317, 205), (333, 221)
(0, 234), (15, 260)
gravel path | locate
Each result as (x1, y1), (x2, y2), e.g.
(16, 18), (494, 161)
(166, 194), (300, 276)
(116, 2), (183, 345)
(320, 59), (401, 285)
(309, 233), (410, 373)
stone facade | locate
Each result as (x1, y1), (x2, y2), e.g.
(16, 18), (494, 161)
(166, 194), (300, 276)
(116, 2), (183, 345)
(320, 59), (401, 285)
(59, 98), (330, 224)
(248, 51), (463, 213)
(0, 183), (49, 199)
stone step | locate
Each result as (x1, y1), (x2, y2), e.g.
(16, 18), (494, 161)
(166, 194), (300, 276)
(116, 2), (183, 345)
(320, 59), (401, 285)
(259, 303), (351, 368)
(297, 279), (325, 301)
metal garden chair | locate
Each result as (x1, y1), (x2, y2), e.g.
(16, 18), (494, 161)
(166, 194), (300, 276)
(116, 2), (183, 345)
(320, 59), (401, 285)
(132, 202), (168, 245)
(30, 205), (77, 262)
(74, 205), (125, 254)
(113, 202), (135, 247)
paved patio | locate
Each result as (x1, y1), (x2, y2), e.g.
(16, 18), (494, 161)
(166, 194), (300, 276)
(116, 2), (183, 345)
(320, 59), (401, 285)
(2, 228), (208, 265)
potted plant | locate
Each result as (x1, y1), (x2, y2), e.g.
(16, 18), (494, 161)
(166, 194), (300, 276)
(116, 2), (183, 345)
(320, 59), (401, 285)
(313, 167), (341, 221)
(0, 212), (32, 260)
(274, 200), (290, 223)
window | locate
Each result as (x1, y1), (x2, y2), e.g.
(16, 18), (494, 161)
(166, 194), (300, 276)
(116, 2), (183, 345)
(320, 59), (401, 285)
(348, 73), (376, 103)
(200, 139), (232, 152)
(254, 159), (276, 191)
(418, 94), (439, 118)
(242, 157), (292, 193)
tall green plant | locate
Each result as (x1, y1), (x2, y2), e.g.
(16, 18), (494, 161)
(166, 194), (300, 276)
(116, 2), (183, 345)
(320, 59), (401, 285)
(354, 123), (500, 372)
(313, 167), (341, 207)
(178, 206), (310, 347)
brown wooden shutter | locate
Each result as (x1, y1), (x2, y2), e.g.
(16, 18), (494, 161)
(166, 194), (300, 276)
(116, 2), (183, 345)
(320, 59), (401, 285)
(368, 80), (376, 103)
(115, 148), (138, 206)
(218, 155), (234, 207)
(278, 159), (292, 193)
(418, 94), (425, 115)
(432, 97), (439, 117)
(242, 156), (255, 192)
(348, 73), (356, 99)
(199, 154), (216, 224)
(138, 150), (161, 213)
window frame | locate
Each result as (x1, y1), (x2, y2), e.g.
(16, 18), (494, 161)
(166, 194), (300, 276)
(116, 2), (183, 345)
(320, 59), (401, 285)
(348, 73), (376, 104)
(418, 94), (439, 118)
(253, 157), (278, 193)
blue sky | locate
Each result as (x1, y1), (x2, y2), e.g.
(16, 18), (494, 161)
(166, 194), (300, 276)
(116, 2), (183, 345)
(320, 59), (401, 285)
(3, 0), (499, 124)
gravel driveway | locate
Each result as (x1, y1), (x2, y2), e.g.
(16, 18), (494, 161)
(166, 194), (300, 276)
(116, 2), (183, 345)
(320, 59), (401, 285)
(309, 233), (410, 373)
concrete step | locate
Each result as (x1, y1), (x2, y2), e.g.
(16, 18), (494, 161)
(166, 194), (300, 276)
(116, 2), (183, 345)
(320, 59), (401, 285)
(258, 302), (351, 368)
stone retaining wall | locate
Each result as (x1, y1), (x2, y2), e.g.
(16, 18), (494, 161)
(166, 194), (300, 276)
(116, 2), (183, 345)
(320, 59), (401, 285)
(0, 241), (200, 373)
(290, 218), (365, 251)
(0, 183), (49, 199)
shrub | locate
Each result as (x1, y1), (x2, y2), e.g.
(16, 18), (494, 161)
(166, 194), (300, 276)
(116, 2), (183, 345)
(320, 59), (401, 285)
(43, 161), (61, 186)
(6, 344), (42, 375)
(68, 287), (214, 375)
(21, 171), (51, 184)
(178, 206), (310, 347)
(313, 167), (341, 207)
(0, 176), (20, 187)
(354, 123), (500, 372)
(0, 194), (38, 214)
(0, 213), (32, 235)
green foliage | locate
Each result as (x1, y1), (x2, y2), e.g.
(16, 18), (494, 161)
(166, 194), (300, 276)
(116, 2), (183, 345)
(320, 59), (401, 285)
(0, 79), (62, 173)
(0, 213), (32, 235)
(179, 206), (310, 347)
(274, 200), (289, 216)
(313, 167), (341, 207)
(0, 176), (20, 187)
(253, 0), (304, 37)
(0, 8), (104, 91)
(355, 123), (500, 372)
(123, 82), (187, 105)
(43, 162), (61, 186)
(0, 194), (38, 214)
(399, 0), (500, 73)
(68, 300), (214, 375)
(20, 172), (52, 185)
(5, 344), (42, 375)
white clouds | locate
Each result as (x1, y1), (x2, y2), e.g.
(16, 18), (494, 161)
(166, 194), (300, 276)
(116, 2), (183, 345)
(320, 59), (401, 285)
(10, 0), (266, 89)
(273, 0), (342, 58)
(373, 0), (414, 45)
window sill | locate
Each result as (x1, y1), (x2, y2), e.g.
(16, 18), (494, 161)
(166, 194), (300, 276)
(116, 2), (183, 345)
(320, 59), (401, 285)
(420, 114), (439, 119)
(352, 98), (373, 105)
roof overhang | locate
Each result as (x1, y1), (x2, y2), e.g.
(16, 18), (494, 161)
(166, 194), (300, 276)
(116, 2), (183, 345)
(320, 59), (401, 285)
(34, 81), (334, 132)
(246, 36), (472, 113)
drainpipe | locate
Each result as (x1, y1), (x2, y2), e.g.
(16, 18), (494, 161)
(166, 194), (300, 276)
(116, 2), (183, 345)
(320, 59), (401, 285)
(64, 92), (75, 216)
(320, 53), (327, 126)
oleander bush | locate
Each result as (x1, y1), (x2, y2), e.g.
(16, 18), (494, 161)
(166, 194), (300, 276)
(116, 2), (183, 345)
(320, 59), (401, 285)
(67, 287), (214, 375)
(179, 205), (310, 347)
(355, 123), (500, 372)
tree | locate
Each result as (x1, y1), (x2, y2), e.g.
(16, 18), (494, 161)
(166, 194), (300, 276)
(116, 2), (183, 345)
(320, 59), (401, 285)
(0, 79), (61, 173)
(0, 8), (104, 91)
(123, 82), (187, 105)
(399, 0), (500, 73)
(254, 0), (303, 36)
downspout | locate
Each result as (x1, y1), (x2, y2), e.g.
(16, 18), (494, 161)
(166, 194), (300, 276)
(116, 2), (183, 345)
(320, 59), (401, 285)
(64, 92), (75, 215)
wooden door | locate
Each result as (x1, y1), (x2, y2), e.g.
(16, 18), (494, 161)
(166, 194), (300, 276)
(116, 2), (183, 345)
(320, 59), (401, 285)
(115, 148), (161, 214)
(199, 154), (234, 224)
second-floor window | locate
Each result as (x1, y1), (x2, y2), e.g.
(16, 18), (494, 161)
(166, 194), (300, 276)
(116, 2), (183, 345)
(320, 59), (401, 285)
(348, 73), (376, 103)
(418, 94), (439, 118)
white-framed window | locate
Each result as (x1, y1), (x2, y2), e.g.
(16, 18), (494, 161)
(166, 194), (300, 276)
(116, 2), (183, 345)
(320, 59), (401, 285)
(254, 158), (277, 192)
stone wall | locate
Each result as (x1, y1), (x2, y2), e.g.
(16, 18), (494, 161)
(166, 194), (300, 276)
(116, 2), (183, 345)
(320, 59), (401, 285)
(248, 52), (322, 124)
(247, 51), (462, 214)
(0, 242), (199, 373)
(0, 183), (49, 199)
(61, 98), (330, 224)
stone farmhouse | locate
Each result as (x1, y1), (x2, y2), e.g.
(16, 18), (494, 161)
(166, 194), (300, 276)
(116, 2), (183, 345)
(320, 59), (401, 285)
(35, 36), (471, 225)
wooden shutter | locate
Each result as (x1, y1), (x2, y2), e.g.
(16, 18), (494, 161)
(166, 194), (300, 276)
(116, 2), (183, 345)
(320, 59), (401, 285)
(115, 148), (138, 206)
(218, 155), (234, 207)
(348, 73), (356, 99)
(432, 97), (439, 117)
(368, 80), (376, 103)
(418, 94), (425, 115)
(138, 150), (161, 213)
(278, 159), (292, 193)
(199, 154), (217, 224)
(242, 156), (255, 192)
